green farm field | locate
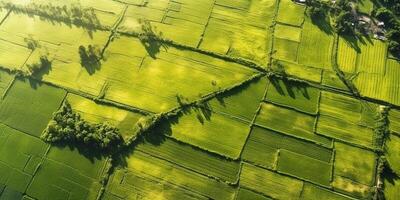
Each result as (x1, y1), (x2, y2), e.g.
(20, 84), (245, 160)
(0, 0), (399, 200)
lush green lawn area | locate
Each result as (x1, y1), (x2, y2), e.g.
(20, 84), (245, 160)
(0, 78), (66, 137)
(276, 0), (305, 26)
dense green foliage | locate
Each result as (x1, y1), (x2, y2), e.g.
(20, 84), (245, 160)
(41, 101), (123, 152)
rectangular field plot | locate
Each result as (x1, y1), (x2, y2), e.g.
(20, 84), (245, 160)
(273, 60), (323, 83)
(334, 142), (376, 186)
(337, 37), (358, 73)
(105, 150), (236, 200)
(236, 188), (272, 200)
(103, 36), (258, 112)
(300, 183), (353, 200)
(0, 78), (66, 137)
(118, 0), (210, 47)
(266, 78), (320, 114)
(389, 109), (400, 134)
(206, 76), (267, 122)
(273, 38), (299, 62)
(385, 134), (400, 175)
(135, 137), (240, 183)
(240, 163), (303, 199)
(255, 103), (332, 147)
(200, 0), (276, 64)
(332, 176), (372, 199)
(0, 39), (31, 71)
(276, 0), (305, 26)
(26, 146), (109, 200)
(297, 17), (334, 69)
(354, 59), (400, 106)
(0, 70), (14, 97)
(384, 177), (400, 200)
(274, 24), (302, 42)
(242, 126), (332, 169)
(0, 124), (48, 194)
(277, 149), (332, 186)
(316, 91), (376, 148)
(321, 70), (350, 91)
(357, 39), (387, 75)
(67, 94), (145, 141)
(168, 108), (251, 159)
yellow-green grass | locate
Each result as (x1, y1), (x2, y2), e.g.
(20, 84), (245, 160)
(273, 60), (323, 83)
(105, 150), (236, 200)
(255, 103), (332, 147)
(385, 134), (400, 175)
(298, 17), (334, 69)
(0, 124), (48, 194)
(357, 39), (387, 75)
(240, 163), (303, 199)
(354, 59), (400, 106)
(317, 115), (374, 148)
(274, 24), (302, 42)
(0, 187), (24, 200)
(67, 94), (145, 141)
(242, 126), (332, 168)
(337, 37), (358, 73)
(206, 76), (267, 121)
(0, 78), (66, 137)
(384, 177), (400, 200)
(168, 108), (251, 159)
(236, 188), (272, 200)
(0, 39), (31, 71)
(273, 38), (299, 62)
(241, 126), (280, 168)
(358, 0), (374, 14)
(317, 92), (375, 148)
(332, 176), (372, 199)
(334, 142), (377, 186)
(200, 0), (276, 64)
(300, 183), (354, 200)
(276, 0), (305, 26)
(104, 37), (257, 113)
(389, 109), (400, 134)
(321, 70), (350, 91)
(0, 70), (14, 97)
(266, 78), (320, 114)
(27, 150), (107, 200)
(135, 137), (240, 183)
(0, 9), (9, 21)
(277, 149), (332, 186)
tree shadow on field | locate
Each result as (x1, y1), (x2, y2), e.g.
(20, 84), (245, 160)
(268, 76), (310, 100)
(309, 13), (334, 35)
(78, 45), (102, 75)
(138, 20), (168, 59)
(50, 141), (109, 163)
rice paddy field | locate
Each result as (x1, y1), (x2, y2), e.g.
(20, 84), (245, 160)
(0, 0), (398, 200)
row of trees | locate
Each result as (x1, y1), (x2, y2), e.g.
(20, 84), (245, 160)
(373, 6), (400, 56)
(41, 101), (123, 152)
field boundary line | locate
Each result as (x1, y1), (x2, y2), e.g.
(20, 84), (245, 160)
(1, 74), (15, 100)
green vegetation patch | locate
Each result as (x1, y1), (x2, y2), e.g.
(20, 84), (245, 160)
(0, 124), (48, 194)
(240, 163), (303, 199)
(273, 38), (299, 62)
(337, 37), (358, 74)
(273, 60), (323, 83)
(27, 146), (107, 200)
(277, 149), (332, 186)
(242, 126), (332, 169)
(316, 91), (376, 148)
(357, 40), (387, 75)
(0, 39), (31, 71)
(385, 134), (400, 175)
(207, 76), (267, 121)
(297, 16), (334, 69)
(236, 188), (272, 200)
(255, 103), (331, 146)
(135, 137), (240, 183)
(169, 108), (251, 159)
(0, 70), (14, 97)
(276, 0), (305, 26)
(384, 177), (400, 200)
(321, 70), (350, 91)
(300, 183), (353, 200)
(266, 78), (320, 114)
(389, 109), (400, 134)
(105, 150), (236, 200)
(67, 94), (145, 141)
(274, 24), (302, 42)
(332, 176), (372, 199)
(334, 142), (377, 186)
(0, 78), (66, 137)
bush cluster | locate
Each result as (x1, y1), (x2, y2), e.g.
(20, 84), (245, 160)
(41, 101), (123, 151)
